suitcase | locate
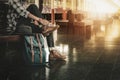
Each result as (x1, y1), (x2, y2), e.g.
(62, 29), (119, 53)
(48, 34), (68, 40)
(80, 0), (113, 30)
(24, 34), (46, 65)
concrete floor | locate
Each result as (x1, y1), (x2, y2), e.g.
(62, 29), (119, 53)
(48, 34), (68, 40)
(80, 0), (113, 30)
(1, 19), (120, 80)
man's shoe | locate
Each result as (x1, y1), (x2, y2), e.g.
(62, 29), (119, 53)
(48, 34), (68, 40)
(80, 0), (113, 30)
(49, 50), (66, 61)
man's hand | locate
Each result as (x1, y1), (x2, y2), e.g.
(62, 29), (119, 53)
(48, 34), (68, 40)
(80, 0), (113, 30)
(34, 20), (39, 25)
(38, 18), (50, 26)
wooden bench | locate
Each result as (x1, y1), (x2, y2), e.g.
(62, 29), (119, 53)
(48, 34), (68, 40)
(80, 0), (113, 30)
(0, 35), (22, 42)
(0, 35), (24, 65)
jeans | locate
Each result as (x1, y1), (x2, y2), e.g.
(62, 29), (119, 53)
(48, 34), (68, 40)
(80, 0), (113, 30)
(16, 4), (43, 33)
(46, 33), (54, 47)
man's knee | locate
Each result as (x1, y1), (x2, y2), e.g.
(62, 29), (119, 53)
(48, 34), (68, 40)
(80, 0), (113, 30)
(27, 4), (38, 10)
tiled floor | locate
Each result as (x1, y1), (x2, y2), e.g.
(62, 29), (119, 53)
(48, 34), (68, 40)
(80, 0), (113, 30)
(1, 19), (120, 80)
(55, 34), (120, 80)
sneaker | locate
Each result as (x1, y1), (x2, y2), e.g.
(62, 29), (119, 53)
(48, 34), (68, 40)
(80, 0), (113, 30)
(49, 50), (66, 61)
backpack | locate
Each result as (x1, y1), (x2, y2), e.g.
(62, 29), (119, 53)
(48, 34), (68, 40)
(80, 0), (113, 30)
(0, 0), (9, 35)
(24, 34), (46, 65)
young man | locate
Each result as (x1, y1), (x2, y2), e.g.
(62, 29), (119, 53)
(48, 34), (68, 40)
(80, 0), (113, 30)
(7, 0), (51, 34)
(22, 0), (66, 61)
(6, 0), (51, 64)
(7, 0), (65, 61)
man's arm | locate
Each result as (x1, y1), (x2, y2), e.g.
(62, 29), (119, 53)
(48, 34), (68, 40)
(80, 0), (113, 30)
(9, 0), (50, 26)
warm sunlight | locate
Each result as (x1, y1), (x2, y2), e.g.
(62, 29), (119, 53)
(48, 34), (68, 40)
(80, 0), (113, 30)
(101, 25), (105, 32)
(92, 0), (118, 13)
(112, 0), (120, 7)
(105, 20), (120, 40)
(82, 0), (119, 19)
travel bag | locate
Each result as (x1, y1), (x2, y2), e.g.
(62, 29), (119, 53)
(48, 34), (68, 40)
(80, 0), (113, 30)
(24, 34), (46, 65)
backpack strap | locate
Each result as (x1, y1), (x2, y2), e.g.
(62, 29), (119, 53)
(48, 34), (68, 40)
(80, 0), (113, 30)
(30, 36), (35, 63)
(36, 34), (43, 63)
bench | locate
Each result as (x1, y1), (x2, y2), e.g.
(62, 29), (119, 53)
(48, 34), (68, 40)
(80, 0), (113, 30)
(0, 35), (22, 42)
(0, 35), (24, 65)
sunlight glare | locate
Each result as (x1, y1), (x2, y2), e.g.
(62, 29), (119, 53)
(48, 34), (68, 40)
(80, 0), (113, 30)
(101, 25), (105, 32)
(105, 20), (120, 41)
(84, 0), (118, 19)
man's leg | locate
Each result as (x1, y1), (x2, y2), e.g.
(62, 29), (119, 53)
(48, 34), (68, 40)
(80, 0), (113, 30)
(26, 4), (43, 33)
(27, 4), (43, 18)
(46, 33), (55, 50)
(46, 33), (66, 61)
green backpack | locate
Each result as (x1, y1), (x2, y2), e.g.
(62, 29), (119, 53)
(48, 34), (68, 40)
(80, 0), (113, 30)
(24, 34), (46, 65)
